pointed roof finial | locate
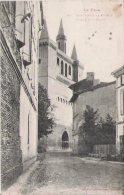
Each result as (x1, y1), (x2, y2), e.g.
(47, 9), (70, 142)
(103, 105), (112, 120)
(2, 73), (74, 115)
(71, 44), (78, 61)
(40, 19), (49, 39)
(57, 19), (65, 36)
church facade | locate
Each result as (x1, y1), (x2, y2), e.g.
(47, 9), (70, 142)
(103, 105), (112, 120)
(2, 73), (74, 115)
(39, 20), (84, 150)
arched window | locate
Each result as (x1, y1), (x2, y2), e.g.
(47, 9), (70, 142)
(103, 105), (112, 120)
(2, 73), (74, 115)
(61, 61), (63, 74)
(65, 63), (67, 77)
(69, 65), (71, 75)
(57, 57), (59, 65)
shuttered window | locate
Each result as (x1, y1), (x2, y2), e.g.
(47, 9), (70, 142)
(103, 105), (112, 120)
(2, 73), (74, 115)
(15, 2), (25, 47)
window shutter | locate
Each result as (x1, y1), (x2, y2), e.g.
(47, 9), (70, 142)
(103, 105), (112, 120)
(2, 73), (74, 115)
(15, 2), (25, 48)
(29, 17), (33, 62)
(24, 20), (30, 59)
(120, 90), (124, 115)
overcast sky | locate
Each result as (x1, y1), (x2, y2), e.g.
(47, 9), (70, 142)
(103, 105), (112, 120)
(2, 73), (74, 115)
(42, 1), (124, 82)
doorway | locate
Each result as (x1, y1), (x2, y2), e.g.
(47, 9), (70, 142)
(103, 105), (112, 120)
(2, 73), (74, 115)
(62, 131), (69, 149)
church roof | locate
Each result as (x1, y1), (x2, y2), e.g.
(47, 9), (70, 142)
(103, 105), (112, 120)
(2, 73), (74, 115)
(40, 19), (49, 39)
(71, 44), (78, 61)
(57, 19), (65, 36)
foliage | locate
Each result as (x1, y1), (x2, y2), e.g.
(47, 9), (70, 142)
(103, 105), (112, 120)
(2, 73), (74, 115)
(38, 83), (56, 139)
(96, 114), (116, 144)
(79, 105), (116, 154)
(79, 105), (99, 153)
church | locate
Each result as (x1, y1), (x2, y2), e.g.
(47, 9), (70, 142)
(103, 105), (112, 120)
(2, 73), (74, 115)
(39, 19), (84, 150)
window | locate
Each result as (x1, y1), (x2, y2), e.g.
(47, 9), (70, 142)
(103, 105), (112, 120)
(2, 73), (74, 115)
(39, 59), (41, 64)
(65, 43), (66, 53)
(121, 75), (124, 85)
(61, 61), (63, 74)
(58, 97), (59, 101)
(65, 63), (67, 77)
(58, 42), (60, 49)
(120, 90), (124, 115)
(57, 57), (59, 65)
(69, 65), (71, 75)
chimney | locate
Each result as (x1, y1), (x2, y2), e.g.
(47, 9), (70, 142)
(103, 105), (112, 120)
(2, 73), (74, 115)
(86, 72), (94, 81)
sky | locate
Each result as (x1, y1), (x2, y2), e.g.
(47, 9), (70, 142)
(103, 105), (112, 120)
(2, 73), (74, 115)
(42, 0), (124, 82)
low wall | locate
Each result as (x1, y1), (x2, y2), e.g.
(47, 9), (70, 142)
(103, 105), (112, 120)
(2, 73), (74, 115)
(93, 144), (116, 155)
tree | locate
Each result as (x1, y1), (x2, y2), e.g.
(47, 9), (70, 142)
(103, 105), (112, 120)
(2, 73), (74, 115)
(38, 83), (55, 139)
(79, 105), (99, 154)
(98, 114), (116, 144)
(78, 105), (116, 156)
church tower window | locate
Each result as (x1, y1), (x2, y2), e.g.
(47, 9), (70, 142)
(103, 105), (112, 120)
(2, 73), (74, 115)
(58, 42), (60, 49)
(69, 65), (71, 75)
(61, 61), (64, 74)
(57, 57), (59, 65)
(65, 63), (67, 77)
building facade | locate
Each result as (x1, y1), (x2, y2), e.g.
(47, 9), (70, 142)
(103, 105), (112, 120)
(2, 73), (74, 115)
(1, 1), (43, 189)
(39, 19), (84, 150)
(69, 73), (116, 154)
(112, 66), (124, 154)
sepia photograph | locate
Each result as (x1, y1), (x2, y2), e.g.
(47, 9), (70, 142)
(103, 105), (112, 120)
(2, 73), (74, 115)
(1, 0), (124, 194)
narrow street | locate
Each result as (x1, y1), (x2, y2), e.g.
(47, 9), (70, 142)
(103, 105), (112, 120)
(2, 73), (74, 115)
(3, 151), (124, 195)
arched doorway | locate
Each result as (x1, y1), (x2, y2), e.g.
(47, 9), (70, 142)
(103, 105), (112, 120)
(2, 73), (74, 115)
(62, 131), (69, 149)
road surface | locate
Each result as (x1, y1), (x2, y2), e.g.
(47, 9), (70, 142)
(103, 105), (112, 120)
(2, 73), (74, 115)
(3, 151), (124, 195)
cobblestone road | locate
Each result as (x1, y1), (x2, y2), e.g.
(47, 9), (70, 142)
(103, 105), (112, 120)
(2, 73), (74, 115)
(3, 151), (124, 195)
